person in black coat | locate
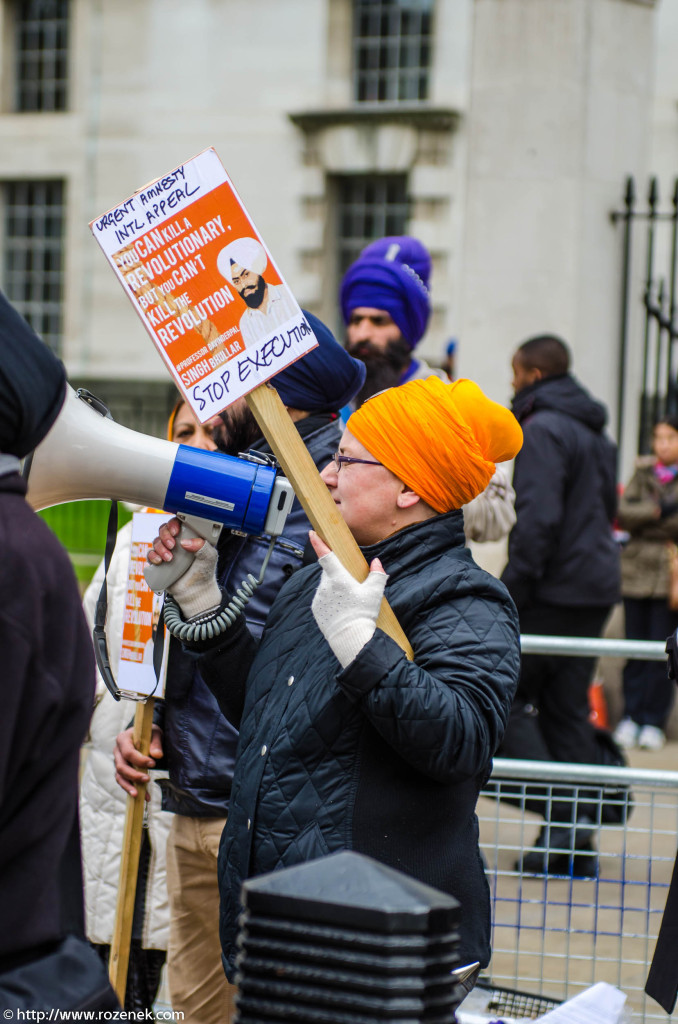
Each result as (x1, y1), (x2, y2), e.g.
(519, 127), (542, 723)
(499, 334), (622, 875)
(0, 291), (117, 1011)
(143, 376), (524, 983)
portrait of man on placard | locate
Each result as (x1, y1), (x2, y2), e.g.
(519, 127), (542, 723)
(217, 236), (297, 348)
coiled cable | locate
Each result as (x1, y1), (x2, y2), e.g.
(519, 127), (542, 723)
(162, 533), (278, 644)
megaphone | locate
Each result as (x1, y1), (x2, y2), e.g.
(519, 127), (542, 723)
(25, 385), (295, 590)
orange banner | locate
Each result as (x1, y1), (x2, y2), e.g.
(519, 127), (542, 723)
(91, 148), (317, 422)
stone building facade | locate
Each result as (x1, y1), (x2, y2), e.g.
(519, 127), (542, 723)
(0, 0), (666, 467)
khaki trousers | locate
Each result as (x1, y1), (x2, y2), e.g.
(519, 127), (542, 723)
(165, 815), (237, 1024)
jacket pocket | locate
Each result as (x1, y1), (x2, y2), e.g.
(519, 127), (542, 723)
(284, 819), (330, 866)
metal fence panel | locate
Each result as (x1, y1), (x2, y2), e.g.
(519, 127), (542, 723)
(479, 759), (678, 1023)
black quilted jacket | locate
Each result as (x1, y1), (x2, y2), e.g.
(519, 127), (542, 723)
(193, 509), (521, 978)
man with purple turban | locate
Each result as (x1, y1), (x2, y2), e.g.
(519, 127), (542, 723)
(339, 235), (448, 407)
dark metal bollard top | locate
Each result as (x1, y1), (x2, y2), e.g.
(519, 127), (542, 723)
(240, 850), (460, 935)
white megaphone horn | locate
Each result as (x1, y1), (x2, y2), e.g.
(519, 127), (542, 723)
(25, 385), (295, 590)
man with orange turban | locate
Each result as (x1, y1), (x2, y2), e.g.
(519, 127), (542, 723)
(146, 376), (523, 996)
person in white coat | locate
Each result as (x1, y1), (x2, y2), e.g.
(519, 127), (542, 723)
(79, 398), (223, 1011)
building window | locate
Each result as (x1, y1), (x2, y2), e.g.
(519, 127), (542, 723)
(335, 174), (410, 278)
(2, 180), (65, 353)
(353, 0), (433, 103)
(15, 0), (69, 112)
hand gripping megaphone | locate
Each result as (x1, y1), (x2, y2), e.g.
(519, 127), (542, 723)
(25, 385), (296, 592)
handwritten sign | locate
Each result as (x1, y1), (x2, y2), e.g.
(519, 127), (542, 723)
(91, 147), (317, 422)
(118, 512), (170, 698)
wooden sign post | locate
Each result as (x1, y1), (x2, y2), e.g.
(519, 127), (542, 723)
(108, 512), (171, 1002)
(109, 698), (155, 1002)
(246, 384), (412, 656)
(93, 148), (412, 999)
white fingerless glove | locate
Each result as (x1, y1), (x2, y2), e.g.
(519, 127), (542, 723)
(167, 540), (222, 621)
(311, 552), (388, 668)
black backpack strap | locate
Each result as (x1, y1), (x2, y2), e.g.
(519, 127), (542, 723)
(92, 500), (121, 701)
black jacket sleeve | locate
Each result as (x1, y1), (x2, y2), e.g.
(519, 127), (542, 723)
(182, 613), (258, 729)
(335, 589), (520, 784)
(501, 417), (569, 609)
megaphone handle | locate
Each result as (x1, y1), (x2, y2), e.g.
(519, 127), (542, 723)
(143, 523), (202, 593)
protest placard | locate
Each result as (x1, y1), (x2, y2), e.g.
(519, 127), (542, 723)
(91, 147), (317, 422)
(117, 511), (170, 698)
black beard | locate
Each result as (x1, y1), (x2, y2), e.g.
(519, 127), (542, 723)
(239, 275), (267, 309)
(217, 404), (263, 457)
(346, 337), (412, 407)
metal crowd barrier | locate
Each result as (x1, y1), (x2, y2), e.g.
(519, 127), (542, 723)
(520, 634), (667, 661)
(478, 632), (676, 1024)
(155, 633), (675, 1019)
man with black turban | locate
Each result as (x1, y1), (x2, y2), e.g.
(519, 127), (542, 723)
(0, 292), (117, 1010)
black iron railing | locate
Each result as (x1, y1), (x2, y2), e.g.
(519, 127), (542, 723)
(612, 176), (678, 453)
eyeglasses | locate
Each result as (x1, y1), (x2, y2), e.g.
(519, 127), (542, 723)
(332, 453), (383, 473)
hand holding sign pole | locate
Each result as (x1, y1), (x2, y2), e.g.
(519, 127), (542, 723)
(91, 150), (412, 999)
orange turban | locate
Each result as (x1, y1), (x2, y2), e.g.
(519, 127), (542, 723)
(347, 376), (523, 513)
(167, 397), (183, 441)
